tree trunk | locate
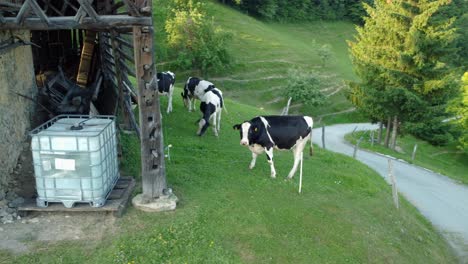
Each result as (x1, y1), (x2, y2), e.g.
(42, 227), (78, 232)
(377, 121), (383, 144)
(390, 115), (398, 150)
(384, 117), (391, 148)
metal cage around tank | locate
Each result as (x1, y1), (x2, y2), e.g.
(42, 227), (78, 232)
(30, 115), (119, 208)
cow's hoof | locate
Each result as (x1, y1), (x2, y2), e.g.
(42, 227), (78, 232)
(270, 174), (276, 179)
(249, 165), (254, 170)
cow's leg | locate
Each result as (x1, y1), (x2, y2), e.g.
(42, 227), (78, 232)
(217, 108), (222, 132)
(211, 113), (218, 137)
(287, 139), (307, 179)
(167, 85), (174, 113)
(249, 152), (258, 169)
(265, 147), (276, 178)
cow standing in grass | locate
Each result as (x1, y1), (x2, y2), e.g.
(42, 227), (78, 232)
(197, 85), (224, 137)
(233, 116), (313, 179)
(157, 71), (175, 114)
(181, 77), (215, 112)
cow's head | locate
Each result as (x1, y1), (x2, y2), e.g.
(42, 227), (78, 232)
(233, 121), (262, 146)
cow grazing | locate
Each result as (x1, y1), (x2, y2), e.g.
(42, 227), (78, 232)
(181, 77), (215, 112)
(197, 85), (224, 137)
(233, 116), (313, 179)
(157, 71), (175, 114)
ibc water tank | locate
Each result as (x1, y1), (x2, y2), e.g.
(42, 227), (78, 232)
(30, 115), (119, 208)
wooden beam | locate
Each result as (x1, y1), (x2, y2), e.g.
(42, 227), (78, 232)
(122, 0), (140, 16)
(1, 15), (151, 30)
(28, 0), (50, 25)
(115, 36), (133, 49)
(133, 20), (167, 198)
(14, 0), (31, 25)
(77, 0), (99, 22)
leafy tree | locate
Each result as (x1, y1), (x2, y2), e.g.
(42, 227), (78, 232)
(348, 0), (459, 149)
(283, 70), (326, 107)
(165, 0), (232, 74)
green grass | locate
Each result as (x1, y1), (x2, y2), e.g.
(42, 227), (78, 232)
(0, 90), (457, 263)
(158, 1), (360, 119)
(345, 130), (468, 185)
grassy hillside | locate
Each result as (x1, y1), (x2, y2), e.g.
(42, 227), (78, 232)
(346, 130), (468, 185)
(156, 1), (360, 120)
(0, 91), (456, 263)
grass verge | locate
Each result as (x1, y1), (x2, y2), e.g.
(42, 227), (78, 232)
(345, 130), (468, 185)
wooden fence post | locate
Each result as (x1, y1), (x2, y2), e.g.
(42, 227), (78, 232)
(388, 159), (399, 209)
(321, 125), (326, 149)
(353, 136), (363, 158)
(370, 130), (375, 147)
(281, 97), (292, 115)
(411, 144), (418, 162)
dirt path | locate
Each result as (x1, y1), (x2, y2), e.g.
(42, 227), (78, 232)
(0, 211), (116, 254)
(312, 123), (468, 262)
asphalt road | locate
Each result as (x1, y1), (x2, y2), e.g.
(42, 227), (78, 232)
(312, 123), (468, 261)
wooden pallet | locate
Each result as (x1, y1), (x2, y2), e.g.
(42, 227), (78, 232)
(18, 176), (136, 217)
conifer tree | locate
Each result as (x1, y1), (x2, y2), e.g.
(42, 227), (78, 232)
(348, 0), (458, 149)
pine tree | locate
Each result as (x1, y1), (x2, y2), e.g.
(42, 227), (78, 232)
(348, 0), (459, 149)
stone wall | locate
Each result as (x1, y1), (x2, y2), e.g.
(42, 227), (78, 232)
(0, 30), (37, 193)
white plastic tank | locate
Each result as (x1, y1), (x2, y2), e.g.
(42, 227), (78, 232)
(30, 115), (119, 208)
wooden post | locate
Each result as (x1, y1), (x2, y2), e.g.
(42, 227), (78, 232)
(411, 144), (418, 162)
(353, 136), (363, 158)
(370, 130), (375, 147)
(321, 125), (326, 149)
(281, 97), (292, 115)
(299, 151), (303, 194)
(133, 0), (167, 199)
(388, 159), (399, 209)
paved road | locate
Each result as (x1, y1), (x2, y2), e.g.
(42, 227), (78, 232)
(312, 123), (468, 261)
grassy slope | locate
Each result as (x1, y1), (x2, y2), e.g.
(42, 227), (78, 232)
(0, 92), (456, 263)
(345, 130), (468, 185)
(159, 2), (361, 122)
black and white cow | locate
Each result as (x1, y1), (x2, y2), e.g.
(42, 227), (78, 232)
(157, 71), (175, 114)
(233, 116), (313, 179)
(181, 77), (215, 112)
(197, 85), (224, 137)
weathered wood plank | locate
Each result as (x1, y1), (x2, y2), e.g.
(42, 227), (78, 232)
(133, 10), (167, 199)
(115, 35), (133, 49)
(122, 0), (140, 16)
(28, 0), (50, 25)
(14, 0), (31, 25)
(77, 0), (99, 22)
(119, 58), (136, 77)
(1, 15), (151, 30)
(17, 177), (136, 218)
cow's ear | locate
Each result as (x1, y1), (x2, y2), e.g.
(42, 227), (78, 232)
(233, 124), (241, 130)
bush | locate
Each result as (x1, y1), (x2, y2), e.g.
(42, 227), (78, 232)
(165, 0), (232, 74)
(283, 70), (326, 107)
(404, 119), (454, 146)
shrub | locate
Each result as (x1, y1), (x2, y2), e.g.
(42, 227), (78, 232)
(283, 70), (326, 107)
(165, 0), (232, 74)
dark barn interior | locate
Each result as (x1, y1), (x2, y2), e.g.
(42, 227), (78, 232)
(0, 0), (168, 213)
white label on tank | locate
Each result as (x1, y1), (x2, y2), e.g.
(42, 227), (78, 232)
(42, 160), (52, 171)
(55, 158), (76, 171)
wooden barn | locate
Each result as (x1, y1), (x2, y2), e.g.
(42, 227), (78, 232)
(0, 0), (168, 214)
